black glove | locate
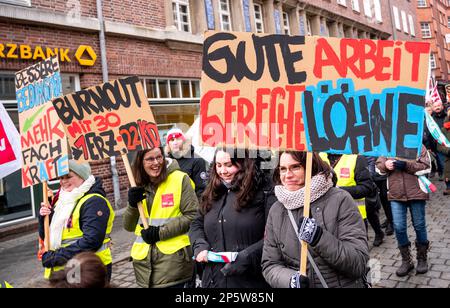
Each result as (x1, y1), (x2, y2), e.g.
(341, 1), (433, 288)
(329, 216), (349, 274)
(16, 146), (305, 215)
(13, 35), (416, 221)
(41, 250), (67, 268)
(128, 187), (146, 208)
(298, 217), (323, 247)
(290, 272), (310, 288)
(393, 160), (407, 171)
(141, 226), (160, 245)
(220, 251), (250, 277)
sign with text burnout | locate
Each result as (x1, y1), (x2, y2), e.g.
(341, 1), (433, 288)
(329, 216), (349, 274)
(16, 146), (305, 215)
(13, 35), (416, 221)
(52, 76), (161, 161)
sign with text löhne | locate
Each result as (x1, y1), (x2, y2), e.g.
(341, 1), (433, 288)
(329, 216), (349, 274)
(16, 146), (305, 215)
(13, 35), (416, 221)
(52, 76), (161, 162)
(15, 56), (69, 187)
(201, 31), (431, 159)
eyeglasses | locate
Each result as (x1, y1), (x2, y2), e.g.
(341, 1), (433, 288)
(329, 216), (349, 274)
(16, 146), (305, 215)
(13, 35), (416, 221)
(144, 155), (164, 164)
(279, 164), (303, 175)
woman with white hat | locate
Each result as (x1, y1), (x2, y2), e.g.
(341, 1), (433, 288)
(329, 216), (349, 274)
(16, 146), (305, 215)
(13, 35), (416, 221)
(38, 160), (115, 281)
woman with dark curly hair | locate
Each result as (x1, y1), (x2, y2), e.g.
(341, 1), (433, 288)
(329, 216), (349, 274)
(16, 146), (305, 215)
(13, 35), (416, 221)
(189, 148), (276, 288)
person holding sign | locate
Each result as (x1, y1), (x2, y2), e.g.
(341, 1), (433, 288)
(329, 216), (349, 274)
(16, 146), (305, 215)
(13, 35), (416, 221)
(38, 160), (115, 281)
(164, 128), (208, 199)
(123, 147), (198, 288)
(262, 152), (369, 288)
(437, 109), (450, 195)
(376, 146), (431, 276)
(189, 148), (276, 288)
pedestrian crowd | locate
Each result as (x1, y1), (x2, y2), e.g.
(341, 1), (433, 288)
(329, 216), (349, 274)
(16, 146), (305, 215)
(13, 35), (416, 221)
(16, 103), (449, 288)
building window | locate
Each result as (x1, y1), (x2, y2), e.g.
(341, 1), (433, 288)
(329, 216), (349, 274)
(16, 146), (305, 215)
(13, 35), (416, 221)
(351, 0), (360, 12)
(448, 16), (450, 28)
(337, 0), (347, 6)
(219, 0), (232, 31)
(172, 0), (191, 32)
(430, 53), (436, 69)
(417, 0), (427, 7)
(421, 22), (431, 38)
(373, 0), (382, 23)
(393, 7), (401, 30)
(363, 0), (372, 18)
(0, 0), (30, 6)
(408, 14), (416, 37)
(254, 3), (264, 33)
(401, 11), (409, 33)
(143, 78), (200, 100)
(283, 12), (290, 34)
(306, 17), (312, 36)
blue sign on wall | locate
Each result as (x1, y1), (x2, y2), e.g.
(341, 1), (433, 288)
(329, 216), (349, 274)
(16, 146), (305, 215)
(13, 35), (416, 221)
(299, 14), (305, 35)
(274, 9), (282, 34)
(205, 0), (215, 30)
(243, 0), (252, 32)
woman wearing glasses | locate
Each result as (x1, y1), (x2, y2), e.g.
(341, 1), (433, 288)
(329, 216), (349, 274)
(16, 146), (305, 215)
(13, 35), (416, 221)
(189, 148), (276, 288)
(262, 151), (369, 288)
(123, 147), (199, 288)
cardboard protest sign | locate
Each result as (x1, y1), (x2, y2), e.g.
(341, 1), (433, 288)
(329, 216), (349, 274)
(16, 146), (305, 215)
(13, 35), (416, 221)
(0, 103), (21, 178)
(201, 31), (430, 159)
(15, 56), (68, 187)
(52, 76), (160, 161)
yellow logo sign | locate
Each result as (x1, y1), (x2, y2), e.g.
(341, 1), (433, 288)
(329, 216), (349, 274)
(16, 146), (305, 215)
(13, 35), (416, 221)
(0, 43), (97, 66)
(75, 45), (97, 66)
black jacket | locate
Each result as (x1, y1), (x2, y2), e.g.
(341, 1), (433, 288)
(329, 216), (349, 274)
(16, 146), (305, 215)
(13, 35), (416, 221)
(38, 177), (111, 266)
(328, 155), (374, 200)
(189, 180), (276, 288)
(168, 145), (208, 199)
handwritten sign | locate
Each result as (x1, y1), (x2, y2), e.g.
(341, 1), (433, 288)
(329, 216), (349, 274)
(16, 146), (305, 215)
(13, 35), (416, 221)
(15, 56), (68, 187)
(201, 31), (430, 159)
(52, 76), (161, 161)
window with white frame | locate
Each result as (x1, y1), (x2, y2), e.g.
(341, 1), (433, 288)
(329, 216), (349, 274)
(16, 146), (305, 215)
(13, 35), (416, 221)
(401, 11), (409, 33)
(172, 0), (191, 32)
(306, 17), (312, 36)
(337, 0), (347, 7)
(393, 6), (401, 30)
(144, 78), (200, 100)
(219, 0), (232, 31)
(430, 53), (436, 69)
(283, 12), (290, 34)
(417, 0), (427, 7)
(254, 3), (264, 33)
(351, 0), (360, 12)
(0, 0), (30, 6)
(408, 14), (416, 37)
(363, 0), (372, 18)
(373, 0), (382, 22)
(421, 22), (431, 38)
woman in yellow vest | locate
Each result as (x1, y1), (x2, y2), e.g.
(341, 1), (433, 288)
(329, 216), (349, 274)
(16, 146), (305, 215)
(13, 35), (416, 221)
(39, 160), (115, 281)
(123, 147), (198, 288)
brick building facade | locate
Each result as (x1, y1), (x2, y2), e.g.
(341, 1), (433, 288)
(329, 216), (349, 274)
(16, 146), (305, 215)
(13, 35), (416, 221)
(0, 0), (418, 231)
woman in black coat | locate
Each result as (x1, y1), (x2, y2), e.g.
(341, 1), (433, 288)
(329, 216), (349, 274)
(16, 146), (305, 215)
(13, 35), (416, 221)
(189, 149), (276, 288)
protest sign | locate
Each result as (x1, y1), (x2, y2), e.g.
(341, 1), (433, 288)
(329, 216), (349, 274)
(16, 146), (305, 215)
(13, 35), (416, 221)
(15, 56), (68, 187)
(201, 32), (430, 159)
(0, 103), (21, 178)
(52, 76), (160, 161)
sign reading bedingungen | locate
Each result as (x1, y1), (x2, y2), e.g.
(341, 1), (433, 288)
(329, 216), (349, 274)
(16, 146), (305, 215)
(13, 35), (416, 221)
(201, 31), (431, 159)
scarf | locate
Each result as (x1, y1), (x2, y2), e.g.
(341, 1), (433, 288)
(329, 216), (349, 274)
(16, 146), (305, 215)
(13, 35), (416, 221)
(275, 173), (333, 210)
(50, 175), (96, 250)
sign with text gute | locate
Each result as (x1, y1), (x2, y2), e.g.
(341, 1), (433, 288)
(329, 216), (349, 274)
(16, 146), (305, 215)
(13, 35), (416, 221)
(52, 76), (161, 161)
(15, 56), (68, 187)
(201, 31), (431, 159)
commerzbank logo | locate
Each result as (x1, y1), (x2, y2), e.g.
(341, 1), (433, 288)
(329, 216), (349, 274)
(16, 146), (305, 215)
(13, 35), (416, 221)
(0, 43), (97, 66)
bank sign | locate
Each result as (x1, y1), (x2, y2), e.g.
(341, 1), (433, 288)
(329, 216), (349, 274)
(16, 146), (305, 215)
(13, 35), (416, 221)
(0, 43), (97, 66)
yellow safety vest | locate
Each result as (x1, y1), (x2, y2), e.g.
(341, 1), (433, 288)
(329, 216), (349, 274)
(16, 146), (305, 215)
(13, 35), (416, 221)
(0, 281), (13, 288)
(320, 153), (367, 219)
(131, 170), (194, 260)
(44, 193), (115, 279)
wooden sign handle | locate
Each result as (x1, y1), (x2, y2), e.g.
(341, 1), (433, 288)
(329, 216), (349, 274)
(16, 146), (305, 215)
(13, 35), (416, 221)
(122, 154), (149, 230)
(300, 152), (313, 276)
(42, 182), (50, 252)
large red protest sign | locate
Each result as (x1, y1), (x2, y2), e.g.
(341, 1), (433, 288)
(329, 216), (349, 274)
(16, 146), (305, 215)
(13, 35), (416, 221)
(15, 56), (68, 187)
(52, 76), (160, 161)
(201, 31), (430, 159)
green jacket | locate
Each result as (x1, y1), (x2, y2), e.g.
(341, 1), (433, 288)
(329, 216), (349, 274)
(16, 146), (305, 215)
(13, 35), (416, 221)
(123, 159), (199, 288)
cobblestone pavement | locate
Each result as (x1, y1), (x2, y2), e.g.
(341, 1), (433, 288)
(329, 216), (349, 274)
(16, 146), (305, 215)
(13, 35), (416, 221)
(111, 180), (450, 289)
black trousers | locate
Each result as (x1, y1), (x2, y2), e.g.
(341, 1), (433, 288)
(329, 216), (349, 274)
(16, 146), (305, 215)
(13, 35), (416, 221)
(374, 179), (393, 223)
